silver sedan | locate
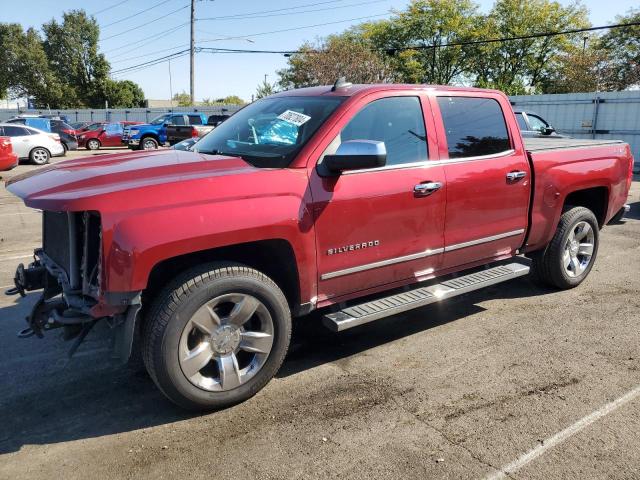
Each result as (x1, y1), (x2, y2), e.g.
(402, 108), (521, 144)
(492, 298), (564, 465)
(0, 123), (65, 165)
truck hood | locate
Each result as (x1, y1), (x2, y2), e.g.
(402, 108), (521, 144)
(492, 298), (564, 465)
(5, 149), (261, 211)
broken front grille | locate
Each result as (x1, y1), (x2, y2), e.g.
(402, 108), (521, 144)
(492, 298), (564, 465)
(42, 211), (101, 296)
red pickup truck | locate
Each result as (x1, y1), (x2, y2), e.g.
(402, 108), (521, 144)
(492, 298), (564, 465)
(5, 83), (634, 410)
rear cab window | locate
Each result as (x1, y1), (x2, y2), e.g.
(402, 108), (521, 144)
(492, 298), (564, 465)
(436, 96), (511, 159)
(188, 115), (203, 125)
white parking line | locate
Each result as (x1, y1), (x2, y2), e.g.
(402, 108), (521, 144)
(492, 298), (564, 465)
(485, 384), (640, 479)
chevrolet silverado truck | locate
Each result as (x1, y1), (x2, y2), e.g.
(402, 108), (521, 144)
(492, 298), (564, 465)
(5, 82), (634, 411)
(122, 112), (207, 150)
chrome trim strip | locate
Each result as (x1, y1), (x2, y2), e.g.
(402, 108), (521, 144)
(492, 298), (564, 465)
(339, 149), (516, 175)
(320, 229), (525, 280)
(320, 248), (444, 280)
(444, 229), (525, 252)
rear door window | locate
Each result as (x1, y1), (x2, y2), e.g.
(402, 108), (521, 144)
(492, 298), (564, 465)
(437, 96), (511, 159)
(188, 115), (203, 125)
(2, 125), (30, 137)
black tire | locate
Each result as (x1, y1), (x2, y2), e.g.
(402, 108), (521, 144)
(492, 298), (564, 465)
(140, 137), (158, 150)
(142, 262), (292, 411)
(29, 147), (50, 165)
(530, 206), (599, 289)
(61, 142), (68, 155)
(86, 139), (101, 150)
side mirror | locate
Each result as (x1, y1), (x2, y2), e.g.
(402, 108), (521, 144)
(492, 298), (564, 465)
(542, 126), (555, 135)
(320, 140), (386, 176)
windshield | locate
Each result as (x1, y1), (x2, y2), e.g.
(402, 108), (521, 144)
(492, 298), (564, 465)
(193, 96), (345, 167)
(150, 114), (171, 125)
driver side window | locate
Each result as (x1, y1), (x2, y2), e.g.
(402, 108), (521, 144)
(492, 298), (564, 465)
(330, 96), (428, 167)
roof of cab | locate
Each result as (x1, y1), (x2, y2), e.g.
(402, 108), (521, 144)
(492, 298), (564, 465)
(271, 83), (503, 98)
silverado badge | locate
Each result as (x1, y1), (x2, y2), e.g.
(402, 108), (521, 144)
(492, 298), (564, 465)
(327, 240), (380, 255)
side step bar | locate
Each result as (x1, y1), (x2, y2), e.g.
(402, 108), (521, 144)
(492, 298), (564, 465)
(323, 260), (530, 332)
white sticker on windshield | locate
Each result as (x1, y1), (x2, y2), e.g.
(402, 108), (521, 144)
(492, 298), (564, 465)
(277, 110), (311, 127)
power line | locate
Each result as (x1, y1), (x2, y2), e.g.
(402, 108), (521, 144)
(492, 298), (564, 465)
(101, 4), (190, 41)
(198, 13), (391, 44)
(107, 24), (190, 56)
(101, 0), (173, 28)
(90, 0), (130, 16)
(198, 0), (355, 21)
(383, 21), (640, 53)
(198, 0), (390, 21)
(111, 49), (190, 75)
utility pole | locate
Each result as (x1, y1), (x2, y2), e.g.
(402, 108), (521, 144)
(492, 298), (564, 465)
(190, 0), (195, 105)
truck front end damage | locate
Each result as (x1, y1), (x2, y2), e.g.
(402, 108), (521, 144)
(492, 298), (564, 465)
(6, 210), (140, 360)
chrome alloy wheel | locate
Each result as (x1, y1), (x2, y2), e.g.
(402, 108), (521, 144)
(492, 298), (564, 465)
(32, 148), (49, 164)
(563, 220), (595, 277)
(142, 139), (157, 150)
(178, 293), (274, 392)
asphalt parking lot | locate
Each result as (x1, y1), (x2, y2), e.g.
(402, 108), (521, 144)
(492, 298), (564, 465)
(0, 149), (638, 479)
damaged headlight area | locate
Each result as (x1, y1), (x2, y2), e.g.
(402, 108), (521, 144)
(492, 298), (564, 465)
(6, 211), (140, 360)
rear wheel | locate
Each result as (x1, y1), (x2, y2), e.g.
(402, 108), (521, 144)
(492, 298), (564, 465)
(86, 139), (101, 150)
(530, 206), (599, 289)
(140, 137), (158, 150)
(29, 147), (50, 165)
(142, 263), (291, 411)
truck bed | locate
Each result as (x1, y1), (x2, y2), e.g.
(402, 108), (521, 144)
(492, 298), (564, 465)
(524, 137), (624, 153)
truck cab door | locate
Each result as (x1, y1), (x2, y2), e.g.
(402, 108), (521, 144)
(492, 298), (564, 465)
(431, 94), (530, 270)
(309, 94), (446, 304)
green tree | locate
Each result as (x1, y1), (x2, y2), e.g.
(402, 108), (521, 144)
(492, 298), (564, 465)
(42, 9), (110, 107)
(172, 91), (192, 106)
(472, 0), (590, 94)
(104, 79), (145, 108)
(362, 0), (481, 85)
(0, 24), (62, 107)
(278, 33), (394, 89)
(255, 79), (276, 99)
(598, 9), (640, 90)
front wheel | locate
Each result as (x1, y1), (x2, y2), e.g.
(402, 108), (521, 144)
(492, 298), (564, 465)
(530, 206), (599, 289)
(140, 137), (158, 150)
(142, 263), (292, 411)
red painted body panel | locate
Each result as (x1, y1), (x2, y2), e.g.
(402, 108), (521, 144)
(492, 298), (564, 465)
(5, 84), (634, 316)
(0, 137), (18, 171)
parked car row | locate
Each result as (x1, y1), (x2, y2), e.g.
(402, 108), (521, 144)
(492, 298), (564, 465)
(7, 115), (78, 153)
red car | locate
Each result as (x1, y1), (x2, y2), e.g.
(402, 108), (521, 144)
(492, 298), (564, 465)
(77, 121), (142, 150)
(0, 136), (18, 171)
(6, 83), (635, 411)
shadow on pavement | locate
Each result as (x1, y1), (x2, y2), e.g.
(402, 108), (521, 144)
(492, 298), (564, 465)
(0, 276), (551, 454)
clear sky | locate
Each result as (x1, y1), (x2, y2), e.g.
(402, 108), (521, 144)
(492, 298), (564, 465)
(3, 0), (638, 103)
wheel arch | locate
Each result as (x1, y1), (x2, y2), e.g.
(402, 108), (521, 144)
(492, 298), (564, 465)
(143, 239), (301, 315)
(563, 186), (609, 228)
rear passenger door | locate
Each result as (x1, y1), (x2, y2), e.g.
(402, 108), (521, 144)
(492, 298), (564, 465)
(431, 94), (530, 270)
(1, 125), (32, 158)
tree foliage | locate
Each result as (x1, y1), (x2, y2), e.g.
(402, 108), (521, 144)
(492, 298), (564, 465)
(597, 9), (640, 91)
(277, 0), (640, 94)
(172, 91), (192, 106)
(277, 33), (395, 90)
(255, 79), (276, 99)
(0, 10), (145, 108)
(361, 0), (480, 85)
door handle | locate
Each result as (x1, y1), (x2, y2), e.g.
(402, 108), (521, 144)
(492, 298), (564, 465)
(414, 181), (443, 197)
(506, 171), (527, 181)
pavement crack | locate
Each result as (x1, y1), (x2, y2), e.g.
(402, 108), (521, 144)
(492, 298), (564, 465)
(390, 395), (509, 478)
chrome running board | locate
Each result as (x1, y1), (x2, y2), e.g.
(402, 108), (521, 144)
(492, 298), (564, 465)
(322, 260), (530, 332)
